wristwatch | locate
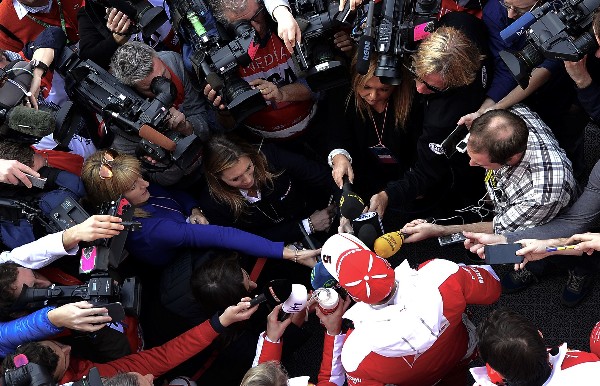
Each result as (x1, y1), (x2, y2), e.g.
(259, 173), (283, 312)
(29, 59), (49, 77)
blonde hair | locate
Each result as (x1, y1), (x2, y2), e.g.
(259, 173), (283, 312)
(203, 136), (279, 219)
(240, 361), (288, 386)
(350, 54), (415, 131)
(413, 26), (484, 89)
(81, 150), (148, 216)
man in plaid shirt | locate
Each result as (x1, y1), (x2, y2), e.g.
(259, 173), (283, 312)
(401, 105), (577, 240)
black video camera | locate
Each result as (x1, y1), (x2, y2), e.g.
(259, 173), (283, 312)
(90, 0), (168, 40)
(499, 0), (600, 88)
(352, 0), (440, 84)
(7, 195), (144, 319)
(291, 0), (352, 91)
(56, 47), (203, 170)
(169, 0), (266, 122)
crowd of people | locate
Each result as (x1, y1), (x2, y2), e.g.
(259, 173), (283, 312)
(1, 0), (600, 384)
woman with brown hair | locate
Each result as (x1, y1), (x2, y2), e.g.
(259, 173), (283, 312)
(198, 135), (337, 244)
(80, 149), (320, 267)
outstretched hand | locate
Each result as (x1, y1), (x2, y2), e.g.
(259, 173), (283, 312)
(219, 297), (258, 327)
(47, 301), (112, 332)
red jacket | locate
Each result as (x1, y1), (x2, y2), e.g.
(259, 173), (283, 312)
(60, 318), (221, 383)
(330, 260), (501, 386)
(0, 0), (81, 52)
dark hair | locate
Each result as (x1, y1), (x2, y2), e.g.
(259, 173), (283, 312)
(203, 135), (278, 220)
(0, 141), (35, 166)
(0, 262), (20, 306)
(104, 372), (140, 386)
(477, 309), (551, 386)
(2, 342), (60, 381)
(469, 109), (528, 164)
(190, 254), (248, 314)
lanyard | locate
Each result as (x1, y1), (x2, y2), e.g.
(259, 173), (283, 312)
(26, 0), (70, 44)
(370, 102), (389, 147)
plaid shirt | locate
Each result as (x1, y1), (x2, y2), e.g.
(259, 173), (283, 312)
(488, 105), (578, 234)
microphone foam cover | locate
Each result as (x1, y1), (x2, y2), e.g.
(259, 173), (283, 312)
(7, 106), (55, 138)
(281, 284), (308, 313)
(374, 231), (404, 259)
(264, 279), (293, 306)
(357, 223), (378, 250)
(340, 192), (365, 220)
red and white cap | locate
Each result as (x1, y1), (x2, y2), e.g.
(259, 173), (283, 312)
(321, 233), (395, 304)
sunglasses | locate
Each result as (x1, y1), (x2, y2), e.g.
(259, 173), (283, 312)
(245, 5), (265, 23)
(403, 63), (449, 93)
(99, 150), (117, 180)
(500, 0), (539, 16)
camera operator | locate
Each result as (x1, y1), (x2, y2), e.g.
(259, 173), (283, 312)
(368, 12), (489, 221)
(0, 214), (124, 357)
(204, 0), (319, 150)
(2, 299), (257, 384)
(110, 41), (215, 186)
(459, 0), (582, 176)
(563, 11), (600, 124)
(78, 1), (181, 70)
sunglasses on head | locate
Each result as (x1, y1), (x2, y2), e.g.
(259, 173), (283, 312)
(99, 149), (118, 180)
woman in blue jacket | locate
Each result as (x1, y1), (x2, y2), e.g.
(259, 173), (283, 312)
(80, 150), (319, 267)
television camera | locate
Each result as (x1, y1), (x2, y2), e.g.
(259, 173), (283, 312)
(56, 47), (203, 170)
(89, 0), (168, 40)
(169, 0), (266, 122)
(291, 0), (353, 91)
(352, 0), (441, 84)
(499, 0), (600, 88)
(4, 354), (103, 386)
(8, 196), (142, 321)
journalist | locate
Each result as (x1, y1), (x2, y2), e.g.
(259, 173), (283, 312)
(0, 214), (125, 357)
(80, 149), (320, 267)
(110, 42), (216, 186)
(205, 0), (320, 145)
(563, 11), (600, 123)
(368, 12), (489, 221)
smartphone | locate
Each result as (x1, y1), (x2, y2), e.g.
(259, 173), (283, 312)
(484, 244), (524, 265)
(22, 173), (47, 189)
(438, 232), (467, 247)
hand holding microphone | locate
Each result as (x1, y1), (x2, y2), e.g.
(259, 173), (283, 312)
(266, 304), (293, 342)
(374, 231), (405, 258)
(339, 176), (366, 220)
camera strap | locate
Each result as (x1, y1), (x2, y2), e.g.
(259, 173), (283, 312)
(25, 0), (71, 45)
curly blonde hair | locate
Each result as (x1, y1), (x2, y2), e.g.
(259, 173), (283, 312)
(412, 26), (484, 89)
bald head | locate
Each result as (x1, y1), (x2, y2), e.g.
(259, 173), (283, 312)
(469, 110), (528, 165)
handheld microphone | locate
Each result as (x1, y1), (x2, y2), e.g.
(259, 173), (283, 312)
(357, 223), (378, 249)
(278, 284), (308, 321)
(499, 11), (537, 45)
(356, 0), (376, 75)
(374, 231), (404, 258)
(352, 211), (383, 241)
(340, 176), (365, 220)
(311, 262), (338, 290)
(249, 279), (292, 307)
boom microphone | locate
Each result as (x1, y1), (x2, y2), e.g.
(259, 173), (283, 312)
(340, 176), (365, 220)
(374, 231), (404, 258)
(5, 106), (55, 139)
(249, 279), (292, 307)
(278, 284), (308, 321)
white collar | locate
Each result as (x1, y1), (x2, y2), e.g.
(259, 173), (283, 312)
(240, 188), (262, 203)
(13, 0), (53, 19)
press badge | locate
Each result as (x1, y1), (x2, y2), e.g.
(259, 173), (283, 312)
(369, 144), (398, 164)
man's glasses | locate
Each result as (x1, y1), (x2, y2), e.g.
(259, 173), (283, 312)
(500, 0), (539, 16)
(403, 63), (449, 93)
(99, 150), (117, 180)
